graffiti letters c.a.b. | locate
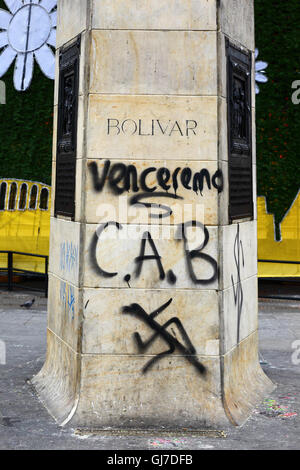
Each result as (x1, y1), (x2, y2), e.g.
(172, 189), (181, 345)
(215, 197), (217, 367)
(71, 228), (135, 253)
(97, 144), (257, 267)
(89, 220), (218, 288)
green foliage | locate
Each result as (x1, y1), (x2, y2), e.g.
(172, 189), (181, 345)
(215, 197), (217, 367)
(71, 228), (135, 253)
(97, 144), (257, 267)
(0, 0), (299, 233)
(255, 0), (300, 237)
(0, 0), (54, 186)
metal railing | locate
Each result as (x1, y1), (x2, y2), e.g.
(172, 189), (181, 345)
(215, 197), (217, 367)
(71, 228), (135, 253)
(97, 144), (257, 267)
(258, 259), (300, 265)
(258, 258), (300, 301)
(0, 251), (48, 297)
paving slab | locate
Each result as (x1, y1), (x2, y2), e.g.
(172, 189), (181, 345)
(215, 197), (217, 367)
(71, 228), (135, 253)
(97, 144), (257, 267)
(0, 296), (299, 450)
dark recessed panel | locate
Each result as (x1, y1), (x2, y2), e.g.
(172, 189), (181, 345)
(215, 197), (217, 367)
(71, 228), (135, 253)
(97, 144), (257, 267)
(55, 36), (81, 220)
(226, 40), (253, 221)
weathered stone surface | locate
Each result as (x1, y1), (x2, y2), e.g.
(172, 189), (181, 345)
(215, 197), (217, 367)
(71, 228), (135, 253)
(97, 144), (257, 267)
(87, 95), (218, 161)
(32, 329), (80, 425)
(74, 158), (84, 222)
(82, 288), (219, 355)
(85, 158), (221, 226)
(218, 0), (255, 51)
(251, 55), (256, 113)
(83, 223), (219, 290)
(217, 32), (227, 99)
(56, 0), (88, 48)
(48, 274), (82, 352)
(219, 221), (258, 291)
(218, 96), (228, 161)
(220, 275), (258, 354)
(222, 331), (275, 426)
(35, 0), (273, 430)
(72, 353), (227, 428)
(90, 30), (217, 95)
(48, 218), (81, 286)
(92, 0), (217, 31)
(218, 160), (229, 226)
(76, 96), (86, 160)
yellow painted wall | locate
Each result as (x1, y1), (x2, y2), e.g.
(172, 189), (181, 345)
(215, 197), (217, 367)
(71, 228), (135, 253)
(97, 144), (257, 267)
(258, 191), (300, 277)
(0, 178), (299, 277)
(0, 179), (51, 273)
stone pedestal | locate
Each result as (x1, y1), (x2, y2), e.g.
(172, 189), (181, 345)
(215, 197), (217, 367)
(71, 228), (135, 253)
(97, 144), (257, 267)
(33, 0), (274, 428)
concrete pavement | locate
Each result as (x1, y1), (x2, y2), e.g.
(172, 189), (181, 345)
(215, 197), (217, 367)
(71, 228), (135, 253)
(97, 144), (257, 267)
(0, 292), (299, 450)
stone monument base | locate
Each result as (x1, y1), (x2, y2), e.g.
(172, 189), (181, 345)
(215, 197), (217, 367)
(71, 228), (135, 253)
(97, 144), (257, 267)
(32, 329), (274, 428)
(34, 0), (274, 430)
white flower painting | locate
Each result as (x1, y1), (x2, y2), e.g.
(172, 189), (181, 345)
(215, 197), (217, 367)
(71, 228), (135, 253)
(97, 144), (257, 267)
(0, 0), (56, 91)
(255, 48), (268, 94)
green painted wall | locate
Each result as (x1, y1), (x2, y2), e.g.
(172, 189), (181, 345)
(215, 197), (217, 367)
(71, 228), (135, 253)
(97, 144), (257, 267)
(255, 0), (300, 237)
(0, 0), (54, 186)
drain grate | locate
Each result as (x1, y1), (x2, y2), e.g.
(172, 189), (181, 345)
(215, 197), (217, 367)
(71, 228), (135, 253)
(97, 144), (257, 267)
(74, 428), (226, 439)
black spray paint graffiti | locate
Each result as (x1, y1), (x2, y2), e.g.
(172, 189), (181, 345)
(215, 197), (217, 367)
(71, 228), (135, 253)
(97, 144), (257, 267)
(87, 161), (220, 377)
(130, 192), (183, 219)
(89, 160), (223, 219)
(122, 298), (206, 375)
(89, 221), (218, 287)
(231, 225), (245, 344)
(88, 160), (223, 197)
(177, 221), (218, 285)
(89, 221), (121, 278)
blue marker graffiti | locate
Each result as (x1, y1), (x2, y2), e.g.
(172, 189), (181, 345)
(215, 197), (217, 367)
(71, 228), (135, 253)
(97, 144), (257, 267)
(60, 241), (79, 274)
(60, 281), (75, 320)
